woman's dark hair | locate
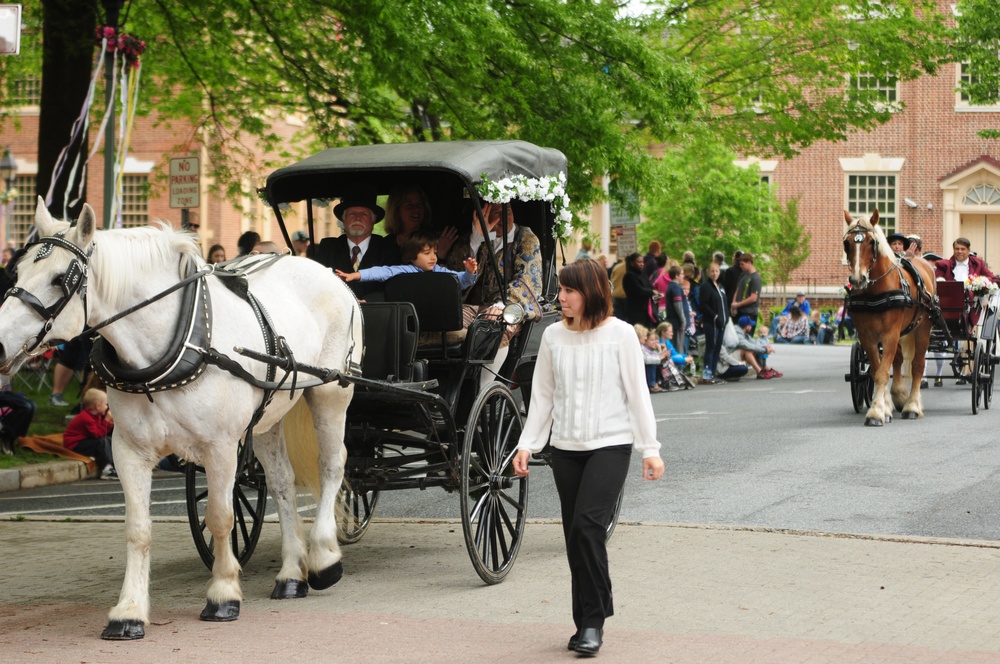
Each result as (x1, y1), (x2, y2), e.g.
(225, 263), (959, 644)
(400, 230), (438, 263)
(625, 252), (642, 270)
(655, 253), (667, 268)
(237, 231), (260, 256)
(559, 259), (612, 331)
(206, 244), (225, 262)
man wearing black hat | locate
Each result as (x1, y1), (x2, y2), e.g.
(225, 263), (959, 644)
(313, 187), (402, 300)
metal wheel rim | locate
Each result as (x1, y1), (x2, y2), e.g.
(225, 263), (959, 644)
(185, 459), (268, 570)
(336, 479), (380, 544)
(972, 341), (984, 414)
(460, 383), (528, 585)
(605, 487), (625, 543)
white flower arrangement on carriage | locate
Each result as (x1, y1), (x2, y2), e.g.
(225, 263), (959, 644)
(965, 275), (999, 300)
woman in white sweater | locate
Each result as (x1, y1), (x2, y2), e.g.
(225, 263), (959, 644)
(513, 259), (665, 657)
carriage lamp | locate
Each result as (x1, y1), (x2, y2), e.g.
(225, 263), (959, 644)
(0, 147), (17, 245)
(503, 302), (526, 325)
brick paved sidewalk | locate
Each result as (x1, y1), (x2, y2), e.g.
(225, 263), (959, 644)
(1, 519), (998, 663)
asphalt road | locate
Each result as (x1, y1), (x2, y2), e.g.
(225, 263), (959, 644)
(4, 343), (1000, 542)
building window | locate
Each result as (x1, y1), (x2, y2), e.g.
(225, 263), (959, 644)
(849, 71), (899, 105)
(7, 76), (41, 107)
(957, 62), (1000, 109)
(8, 175), (36, 246)
(964, 184), (1000, 206)
(847, 174), (896, 234)
(119, 175), (149, 228)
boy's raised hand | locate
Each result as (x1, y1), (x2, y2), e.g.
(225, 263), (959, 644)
(334, 269), (360, 282)
(463, 257), (478, 274)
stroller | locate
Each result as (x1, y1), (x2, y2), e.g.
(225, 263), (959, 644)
(660, 358), (695, 390)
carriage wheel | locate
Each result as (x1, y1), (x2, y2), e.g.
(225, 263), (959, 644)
(185, 456), (268, 570)
(849, 342), (873, 413)
(984, 335), (997, 410)
(604, 487), (625, 543)
(460, 382), (528, 585)
(336, 478), (380, 544)
(972, 341), (987, 415)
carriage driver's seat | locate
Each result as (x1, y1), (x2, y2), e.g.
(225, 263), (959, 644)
(384, 272), (466, 360)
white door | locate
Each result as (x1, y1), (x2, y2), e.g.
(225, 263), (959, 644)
(959, 214), (1000, 271)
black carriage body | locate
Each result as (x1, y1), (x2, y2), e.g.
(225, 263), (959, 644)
(259, 141), (568, 583)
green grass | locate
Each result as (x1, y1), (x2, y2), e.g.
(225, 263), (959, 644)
(3, 368), (87, 468)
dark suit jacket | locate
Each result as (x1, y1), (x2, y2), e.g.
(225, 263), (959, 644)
(313, 235), (402, 300)
(934, 255), (998, 283)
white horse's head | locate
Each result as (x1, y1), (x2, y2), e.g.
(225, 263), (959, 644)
(0, 197), (96, 374)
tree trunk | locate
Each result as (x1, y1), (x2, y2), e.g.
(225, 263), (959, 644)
(38, 0), (97, 219)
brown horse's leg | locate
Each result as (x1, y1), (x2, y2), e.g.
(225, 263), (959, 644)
(902, 319), (932, 419)
(860, 321), (896, 426)
(891, 343), (908, 412)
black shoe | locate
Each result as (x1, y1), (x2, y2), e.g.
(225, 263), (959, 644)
(920, 379), (928, 389)
(567, 632), (579, 651)
(574, 627), (603, 656)
(957, 376), (969, 386)
(934, 377), (943, 387)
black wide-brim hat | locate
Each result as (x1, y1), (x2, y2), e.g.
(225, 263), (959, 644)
(334, 186), (385, 222)
(886, 233), (911, 250)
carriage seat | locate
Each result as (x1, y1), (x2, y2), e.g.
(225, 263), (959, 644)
(359, 301), (419, 381)
(936, 280), (969, 336)
(384, 272), (466, 360)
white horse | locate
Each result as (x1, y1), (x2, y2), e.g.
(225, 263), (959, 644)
(0, 199), (362, 639)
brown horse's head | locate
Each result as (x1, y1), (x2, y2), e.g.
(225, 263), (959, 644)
(843, 209), (893, 290)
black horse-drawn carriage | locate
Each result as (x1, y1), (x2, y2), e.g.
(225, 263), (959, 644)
(185, 140), (620, 583)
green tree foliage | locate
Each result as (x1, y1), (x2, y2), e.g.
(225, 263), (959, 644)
(768, 197), (810, 289)
(638, 139), (783, 271)
(642, 0), (952, 157)
(954, 0), (1000, 139)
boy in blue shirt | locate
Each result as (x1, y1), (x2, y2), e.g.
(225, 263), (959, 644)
(336, 230), (478, 288)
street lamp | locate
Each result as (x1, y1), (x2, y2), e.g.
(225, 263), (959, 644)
(0, 147), (17, 246)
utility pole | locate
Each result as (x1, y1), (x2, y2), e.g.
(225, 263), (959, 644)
(101, 0), (125, 230)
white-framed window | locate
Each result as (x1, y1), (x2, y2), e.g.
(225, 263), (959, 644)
(848, 71), (899, 106)
(956, 61), (1000, 110)
(6, 76), (41, 108)
(8, 175), (37, 245)
(964, 184), (1000, 206)
(119, 174), (149, 228)
(847, 174), (897, 234)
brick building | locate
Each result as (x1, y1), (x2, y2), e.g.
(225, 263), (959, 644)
(0, 79), (331, 258)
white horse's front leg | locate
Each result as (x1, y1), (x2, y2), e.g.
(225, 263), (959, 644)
(304, 386), (350, 590)
(101, 444), (153, 640)
(255, 427), (310, 599)
(201, 451), (242, 621)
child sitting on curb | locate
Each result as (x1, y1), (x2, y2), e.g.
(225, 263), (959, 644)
(63, 388), (116, 480)
(336, 230), (478, 288)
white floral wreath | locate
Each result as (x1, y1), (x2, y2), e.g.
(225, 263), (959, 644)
(476, 172), (573, 238)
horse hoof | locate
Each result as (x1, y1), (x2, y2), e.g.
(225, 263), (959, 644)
(101, 619), (145, 640)
(271, 579), (309, 600)
(864, 417), (884, 427)
(901, 411), (918, 420)
(308, 561), (344, 590)
(199, 599), (240, 622)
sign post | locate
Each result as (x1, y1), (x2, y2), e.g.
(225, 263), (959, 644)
(169, 157), (200, 229)
(609, 187), (640, 256)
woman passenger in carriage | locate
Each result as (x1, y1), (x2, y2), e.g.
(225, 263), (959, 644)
(443, 201), (543, 386)
(383, 185), (459, 260)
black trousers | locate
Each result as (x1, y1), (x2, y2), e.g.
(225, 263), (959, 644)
(550, 444), (632, 631)
(73, 436), (114, 470)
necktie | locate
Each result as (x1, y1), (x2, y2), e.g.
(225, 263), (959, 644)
(351, 245), (361, 271)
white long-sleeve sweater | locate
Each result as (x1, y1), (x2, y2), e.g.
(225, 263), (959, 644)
(517, 318), (661, 459)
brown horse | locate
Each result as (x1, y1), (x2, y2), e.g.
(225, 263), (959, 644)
(843, 210), (936, 426)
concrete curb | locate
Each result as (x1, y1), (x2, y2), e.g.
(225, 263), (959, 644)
(0, 459), (91, 492)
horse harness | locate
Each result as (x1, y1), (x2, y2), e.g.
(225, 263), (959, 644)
(7, 237), (358, 463)
(844, 224), (942, 338)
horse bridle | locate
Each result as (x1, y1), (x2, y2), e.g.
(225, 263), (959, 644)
(4, 232), (93, 355)
(844, 223), (900, 288)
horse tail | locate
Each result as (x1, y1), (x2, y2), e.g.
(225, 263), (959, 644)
(282, 398), (322, 499)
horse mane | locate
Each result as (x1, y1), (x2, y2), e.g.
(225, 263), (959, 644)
(850, 214), (895, 262)
(89, 222), (205, 311)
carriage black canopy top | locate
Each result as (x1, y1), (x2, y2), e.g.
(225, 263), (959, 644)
(264, 140), (568, 205)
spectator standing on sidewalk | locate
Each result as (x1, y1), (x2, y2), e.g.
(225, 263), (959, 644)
(722, 250), (743, 310)
(512, 259), (664, 657)
(698, 262), (728, 384)
(641, 240), (661, 285)
(63, 388), (116, 480)
(730, 253), (762, 333)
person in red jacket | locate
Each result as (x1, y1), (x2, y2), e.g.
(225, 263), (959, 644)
(64, 388), (116, 480)
(935, 237), (999, 283)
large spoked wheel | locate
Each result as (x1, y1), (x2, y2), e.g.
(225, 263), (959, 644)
(849, 342), (874, 413)
(460, 382), (528, 585)
(972, 340), (988, 414)
(336, 477), (380, 544)
(186, 454), (268, 570)
(605, 486), (625, 543)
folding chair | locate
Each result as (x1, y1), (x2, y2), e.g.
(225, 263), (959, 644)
(14, 348), (54, 392)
